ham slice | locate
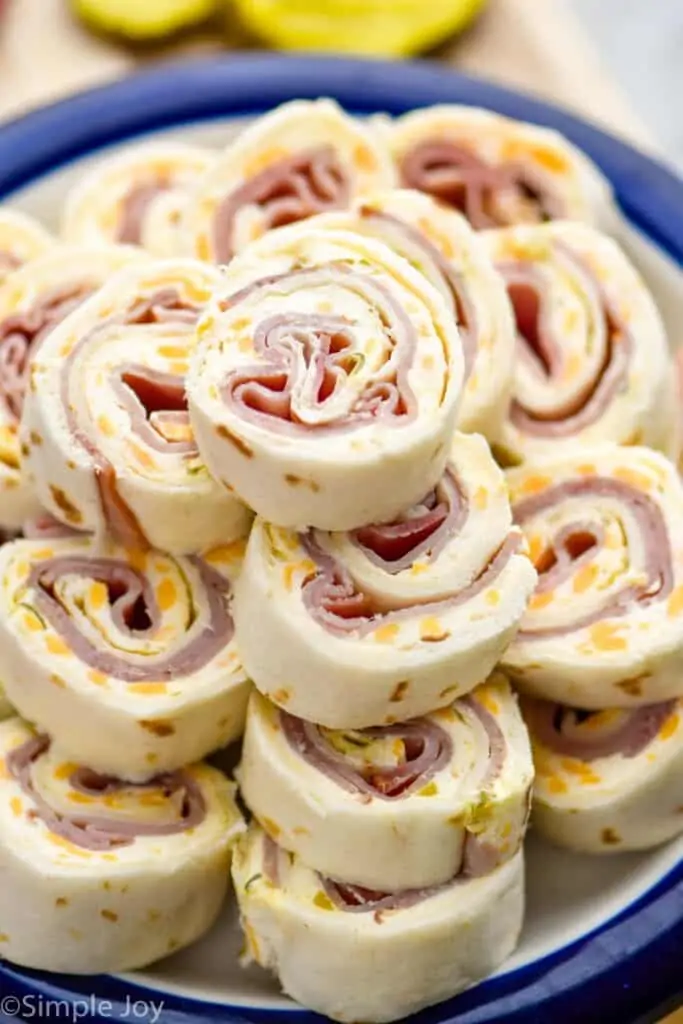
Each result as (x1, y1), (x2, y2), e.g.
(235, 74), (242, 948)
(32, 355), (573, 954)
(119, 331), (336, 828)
(221, 263), (417, 433)
(515, 477), (672, 639)
(523, 696), (676, 760)
(351, 469), (465, 573)
(28, 553), (233, 681)
(500, 244), (632, 436)
(117, 178), (171, 246)
(280, 713), (452, 799)
(302, 529), (521, 637)
(399, 141), (564, 229)
(358, 206), (477, 376)
(7, 734), (206, 851)
(63, 287), (202, 548)
(213, 147), (350, 263)
(0, 282), (95, 424)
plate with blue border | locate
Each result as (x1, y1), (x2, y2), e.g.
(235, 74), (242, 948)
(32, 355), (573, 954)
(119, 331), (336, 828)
(0, 54), (681, 1024)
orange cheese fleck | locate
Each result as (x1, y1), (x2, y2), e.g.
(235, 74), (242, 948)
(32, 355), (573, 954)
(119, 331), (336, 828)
(9, 797), (22, 817)
(473, 486), (488, 510)
(667, 586), (683, 618)
(89, 581), (108, 611)
(97, 415), (116, 438)
(659, 713), (679, 742)
(519, 474), (551, 497)
(419, 617), (449, 642)
(529, 591), (554, 611)
(128, 682), (168, 695)
(46, 635), (70, 656)
(374, 623), (400, 644)
(588, 622), (627, 652)
(156, 578), (177, 612)
(614, 467), (652, 492)
(573, 563), (598, 594)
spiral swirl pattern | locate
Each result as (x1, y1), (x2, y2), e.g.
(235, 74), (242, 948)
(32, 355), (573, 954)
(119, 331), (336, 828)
(238, 676), (532, 890)
(388, 105), (612, 230)
(0, 716), (243, 973)
(188, 224), (464, 530)
(0, 536), (250, 779)
(22, 259), (251, 554)
(62, 143), (214, 257)
(188, 99), (395, 263)
(233, 431), (536, 727)
(482, 221), (675, 463)
(503, 445), (683, 707)
(522, 695), (683, 852)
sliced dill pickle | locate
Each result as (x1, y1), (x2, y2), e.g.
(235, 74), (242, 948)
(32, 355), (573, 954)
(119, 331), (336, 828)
(231, 0), (487, 57)
(71, 0), (217, 41)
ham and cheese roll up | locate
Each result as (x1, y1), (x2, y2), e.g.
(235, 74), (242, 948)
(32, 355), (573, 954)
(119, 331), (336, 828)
(62, 143), (214, 257)
(0, 717), (244, 973)
(22, 260), (251, 554)
(503, 445), (683, 707)
(233, 825), (524, 1024)
(0, 537), (250, 780)
(0, 210), (54, 284)
(0, 245), (145, 530)
(314, 189), (515, 439)
(523, 696), (683, 852)
(188, 99), (395, 263)
(233, 432), (536, 727)
(238, 675), (532, 890)
(188, 225), (463, 530)
(482, 222), (675, 463)
(388, 106), (612, 230)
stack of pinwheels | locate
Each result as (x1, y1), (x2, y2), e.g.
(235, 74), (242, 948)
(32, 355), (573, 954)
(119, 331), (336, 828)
(0, 98), (682, 1024)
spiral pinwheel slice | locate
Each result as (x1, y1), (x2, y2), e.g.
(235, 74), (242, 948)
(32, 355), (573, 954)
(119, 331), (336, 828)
(481, 221), (676, 463)
(523, 696), (683, 852)
(62, 142), (215, 257)
(238, 675), (532, 891)
(22, 259), (251, 554)
(0, 209), (54, 285)
(232, 824), (524, 1024)
(313, 189), (515, 439)
(188, 99), (395, 263)
(0, 536), (251, 780)
(233, 431), (536, 727)
(0, 716), (244, 973)
(387, 105), (612, 230)
(188, 224), (464, 530)
(0, 245), (146, 530)
(503, 444), (683, 707)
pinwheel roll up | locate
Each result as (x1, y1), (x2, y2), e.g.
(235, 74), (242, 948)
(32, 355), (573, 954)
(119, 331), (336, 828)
(482, 222), (675, 463)
(232, 825), (524, 1024)
(0, 536), (250, 780)
(188, 225), (463, 530)
(0, 717), (244, 973)
(62, 143), (215, 257)
(0, 210), (54, 284)
(233, 432), (536, 727)
(22, 259), (251, 554)
(503, 445), (683, 707)
(313, 189), (515, 439)
(238, 675), (532, 891)
(0, 245), (145, 530)
(523, 696), (683, 852)
(188, 99), (395, 263)
(387, 105), (612, 230)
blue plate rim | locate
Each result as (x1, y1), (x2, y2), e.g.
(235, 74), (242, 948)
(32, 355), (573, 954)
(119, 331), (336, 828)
(0, 52), (681, 1024)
